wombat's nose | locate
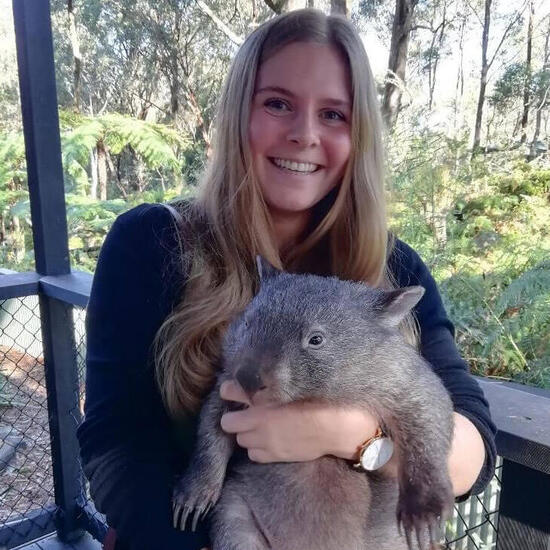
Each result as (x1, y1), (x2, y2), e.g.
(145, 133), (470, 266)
(235, 363), (266, 398)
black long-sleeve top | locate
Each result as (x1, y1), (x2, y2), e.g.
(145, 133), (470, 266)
(77, 202), (497, 550)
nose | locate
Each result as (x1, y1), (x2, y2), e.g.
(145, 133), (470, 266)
(235, 361), (267, 399)
(287, 109), (320, 148)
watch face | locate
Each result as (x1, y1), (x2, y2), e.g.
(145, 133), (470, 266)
(360, 438), (394, 471)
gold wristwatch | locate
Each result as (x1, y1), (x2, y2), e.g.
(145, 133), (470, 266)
(353, 427), (394, 472)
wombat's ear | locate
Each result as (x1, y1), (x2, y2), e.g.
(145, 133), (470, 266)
(256, 255), (281, 282)
(378, 286), (425, 327)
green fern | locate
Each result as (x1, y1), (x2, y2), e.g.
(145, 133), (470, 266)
(0, 133), (27, 191)
(494, 261), (550, 316)
(101, 113), (187, 171)
(58, 111), (190, 193)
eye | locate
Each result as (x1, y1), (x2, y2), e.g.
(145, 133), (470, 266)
(265, 98), (291, 113)
(322, 110), (345, 122)
(307, 333), (325, 348)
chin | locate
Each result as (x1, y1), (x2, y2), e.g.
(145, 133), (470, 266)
(266, 197), (325, 216)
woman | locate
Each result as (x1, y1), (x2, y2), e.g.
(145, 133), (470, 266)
(78, 9), (496, 550)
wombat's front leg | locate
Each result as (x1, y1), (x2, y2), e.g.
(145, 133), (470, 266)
(390, 376), (455, 550)
(173, 378), (235, 531)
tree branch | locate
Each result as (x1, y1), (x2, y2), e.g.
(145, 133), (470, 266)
(464, 0), (483, 26)
(488, 3), (527, 71)
(410, 24), (435, 32)
(195, 0), (243, 45)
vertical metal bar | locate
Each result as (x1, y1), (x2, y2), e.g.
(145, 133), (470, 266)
(466, 497), (479, 550)
(12, 0), (70, 276)
(479, 485), (492, 546)
(495, 459), (550, 550)
(40, 296), (85, 542)
(12, 0), (85, 542)
(456, 500), (467, 549)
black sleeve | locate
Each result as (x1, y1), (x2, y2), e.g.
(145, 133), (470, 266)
(389, 239), (497, 498)
(77, 203), (210, 550)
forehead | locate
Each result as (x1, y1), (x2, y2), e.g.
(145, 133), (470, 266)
(255, 42), (351, 103)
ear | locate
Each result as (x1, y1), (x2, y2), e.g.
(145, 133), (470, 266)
(256, 255), (281, 282)
(378, 286), (425, 327)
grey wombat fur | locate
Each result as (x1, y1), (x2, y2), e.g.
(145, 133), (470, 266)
(173, 258), (454, 550)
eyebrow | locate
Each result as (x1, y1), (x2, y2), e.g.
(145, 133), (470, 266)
(255, 85), (351, 108)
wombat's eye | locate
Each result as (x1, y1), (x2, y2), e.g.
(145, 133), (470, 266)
(307, 333), (325, 348)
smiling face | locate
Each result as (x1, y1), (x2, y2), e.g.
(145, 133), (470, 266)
(249, 41), (352, 222)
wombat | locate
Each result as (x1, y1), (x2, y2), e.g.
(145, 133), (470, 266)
(173, 257), (455, 550)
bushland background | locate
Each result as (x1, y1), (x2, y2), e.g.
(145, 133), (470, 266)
(1, 0), (549, 389)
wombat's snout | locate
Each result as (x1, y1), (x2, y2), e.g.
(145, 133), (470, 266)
(235, 361), (267, 399)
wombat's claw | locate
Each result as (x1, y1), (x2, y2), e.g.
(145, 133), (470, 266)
(191, 502), (214, 531)
(172, 499), (215, 532)
(397, 511), (442, 550)
(172, 502), (183, 530)
(172, 502), (192, 531)
(427, 516), (438, 548)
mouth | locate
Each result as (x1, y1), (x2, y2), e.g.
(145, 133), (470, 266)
(269, 157), (323, 174)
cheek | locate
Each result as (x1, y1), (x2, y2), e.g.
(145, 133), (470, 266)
(249, 111), (282, 155)
(329, 132), (352, 168)
(248, 114), (264, 155)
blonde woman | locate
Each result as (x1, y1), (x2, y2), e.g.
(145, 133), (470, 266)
(78, 9), (496, 550)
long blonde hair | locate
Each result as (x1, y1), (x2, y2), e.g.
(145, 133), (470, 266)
(154, 9), (409, 418)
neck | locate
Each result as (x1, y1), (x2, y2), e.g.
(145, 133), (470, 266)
(269, 208), (311, 257)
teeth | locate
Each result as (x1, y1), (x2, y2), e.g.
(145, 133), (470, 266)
(272, 158), (319, 173)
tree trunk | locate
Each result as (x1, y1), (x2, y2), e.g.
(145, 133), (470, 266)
(330, 0), (350, 17)
(453, 9), (466, 139)
(428, 3), (447, 111)
(186, 86), (212, 154)
(169, 73), (179, 121)
(11, 216), (25, 263)
(382, 0), (419, 129)
(520, 0), (534, 143)
(533, 16), (550, 145)
(67, 0), (82, 111)
(97, 140), (108, 201)
(472, 0), (491, 157)
(90, 148), (98, 199)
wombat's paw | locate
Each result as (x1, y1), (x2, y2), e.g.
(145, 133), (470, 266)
(172, 474), (223, 532)
(396, 475), (454, 550)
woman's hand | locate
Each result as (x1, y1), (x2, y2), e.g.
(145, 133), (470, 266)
(219, 382), (486, 499)
(219, 380), (379, 463)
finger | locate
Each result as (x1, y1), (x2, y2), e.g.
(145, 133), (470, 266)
(221, 409), (259, 433)
(236, 431), (263, 449)
(220, 380), (251, 405)
(248, 448), (271, 463)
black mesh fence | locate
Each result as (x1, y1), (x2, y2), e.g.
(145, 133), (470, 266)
(0, 297), (105, 549)
(0, 294), (502, 549)
(444, 459), (502, 549)
(1, 296), (54, 539)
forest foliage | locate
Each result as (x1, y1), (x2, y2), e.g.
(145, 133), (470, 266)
(1, 0), (549, 388)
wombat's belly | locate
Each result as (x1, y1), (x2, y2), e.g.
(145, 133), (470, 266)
(215, 457), (407, 550)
